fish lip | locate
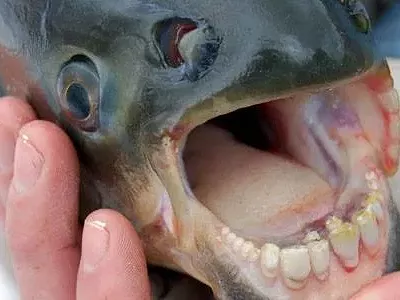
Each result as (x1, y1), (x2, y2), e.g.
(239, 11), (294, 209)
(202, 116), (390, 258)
(174, 63), (385, 146)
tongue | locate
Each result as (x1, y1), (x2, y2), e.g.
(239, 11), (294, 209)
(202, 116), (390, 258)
(183, 122), (335, 243)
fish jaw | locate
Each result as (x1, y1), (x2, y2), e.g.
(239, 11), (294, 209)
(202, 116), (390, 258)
(138, 64), (400, 300)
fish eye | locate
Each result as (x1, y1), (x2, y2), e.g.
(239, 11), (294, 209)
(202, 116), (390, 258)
(155, 18), (221, 81)
(57, 55), (100, 131)
(340, 0), (371, 33)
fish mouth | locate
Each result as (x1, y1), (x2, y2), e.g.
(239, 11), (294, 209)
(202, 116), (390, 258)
(179, 65), (400, 296)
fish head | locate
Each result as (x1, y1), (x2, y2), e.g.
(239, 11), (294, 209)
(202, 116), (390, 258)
(1, 0), (400, 299)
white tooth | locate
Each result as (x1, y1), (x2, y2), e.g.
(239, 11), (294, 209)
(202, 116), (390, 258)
(221, 227), (230, 236)
(233, 237), (245, 252)
(365, 171), (377, 181)
(303, 231), (321, 243)
(367, 180), (379, 190)
(328, 222), (360, 268)
(353, 209), (380, 255)
(248, 248), (261, 263)
(280, 246), (311, 289)
(307, 240), (330, 281)
(366, 202), (384, 222)
(225, 232), (237, 245)
(241, 241), (255, 258)
(260, 243), (280, 278)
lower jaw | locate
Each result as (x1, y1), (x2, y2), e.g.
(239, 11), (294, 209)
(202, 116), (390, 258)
(194, 168), (391, 300)
(211, 182), (389, 299)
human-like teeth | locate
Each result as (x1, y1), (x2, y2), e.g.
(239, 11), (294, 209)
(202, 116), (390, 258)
(241, 241), (259, 261)
(260, 243), (280, 278)
(327, 218), (360, 268)
(364, 192), (384, 221)
(307, 240), (330, 281)
(233, 237), (245, 252)
(365, 171), (378, 181)
(325, 216), (343, 232)
(303, 231), (321, 243)
(353, 209), (380, 255)
(247, 248), (261, 263)
(280, 246), (311, 289)
(224, 232), (237, 245)
(366, 202), (384, 222)
(221, 227), (230, 236)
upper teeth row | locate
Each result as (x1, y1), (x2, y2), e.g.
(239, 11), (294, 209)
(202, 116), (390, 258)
(219, 190), (384, 290)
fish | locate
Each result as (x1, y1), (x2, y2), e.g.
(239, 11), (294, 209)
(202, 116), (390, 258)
(1, 0), (400, 299)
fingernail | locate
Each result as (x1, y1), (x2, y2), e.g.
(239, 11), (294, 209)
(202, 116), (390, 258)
(12, 134), (44, 194)
(0, 126), (16, 173)
(81, 219), (110, 273)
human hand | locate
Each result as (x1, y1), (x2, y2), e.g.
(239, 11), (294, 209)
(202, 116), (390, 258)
(0, 96), (400, 300)
(0, 97), (151, 300)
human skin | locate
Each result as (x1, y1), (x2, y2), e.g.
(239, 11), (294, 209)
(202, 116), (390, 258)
(0, 96), (399, 299)
(0, 97), (151, 300)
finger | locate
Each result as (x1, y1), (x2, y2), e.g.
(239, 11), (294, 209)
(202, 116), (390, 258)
(351, 272), (400, 300)
(77, 209), (151, 300)
(5, 120), (81, 300)
(0, 97), (36, 212)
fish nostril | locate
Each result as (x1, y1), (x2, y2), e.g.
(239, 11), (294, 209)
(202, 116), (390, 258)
(339, 0), (371, 33)
(157, 18), (198, 68)
(155, 17), (221, 81)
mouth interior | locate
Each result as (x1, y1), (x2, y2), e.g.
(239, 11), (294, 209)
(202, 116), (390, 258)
(181, 73), (393, 247)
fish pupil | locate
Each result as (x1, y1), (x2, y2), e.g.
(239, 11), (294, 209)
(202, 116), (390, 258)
(65, 83), (91, 120)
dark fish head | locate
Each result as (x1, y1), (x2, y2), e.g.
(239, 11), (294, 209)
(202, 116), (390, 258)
(1, 0), (400, 299)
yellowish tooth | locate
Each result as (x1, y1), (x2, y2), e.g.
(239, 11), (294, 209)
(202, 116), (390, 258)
(303, 231), (321, 243)
(328, 222), (360, 268)
(307, 240), (330, 281)
(280, 246), (311, 290)
(364, 192), (384, 221)
(365, 191), (384, 203)
(353, 209), (380, 255)
(233, 237), (245, 252)
(260, 243), (280, 278)
(325, 216), (343, 232)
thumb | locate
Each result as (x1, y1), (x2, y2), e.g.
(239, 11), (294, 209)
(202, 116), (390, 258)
(76, 209), (151, 300)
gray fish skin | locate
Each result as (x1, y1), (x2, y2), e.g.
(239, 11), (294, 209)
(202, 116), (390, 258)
(0, 1), (399, 299)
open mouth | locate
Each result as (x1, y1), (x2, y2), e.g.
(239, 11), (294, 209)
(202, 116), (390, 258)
(180, 65), (399, 292)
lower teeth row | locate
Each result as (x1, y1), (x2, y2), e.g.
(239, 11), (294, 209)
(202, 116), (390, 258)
(219, 190), (384, 290)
